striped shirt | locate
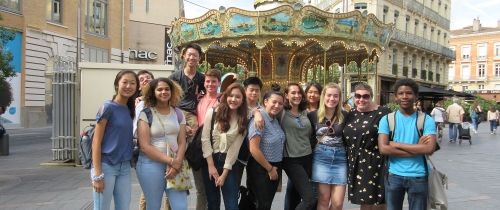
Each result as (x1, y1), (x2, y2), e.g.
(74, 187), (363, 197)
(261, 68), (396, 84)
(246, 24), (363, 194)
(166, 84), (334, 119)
(248, 111), (285, 163)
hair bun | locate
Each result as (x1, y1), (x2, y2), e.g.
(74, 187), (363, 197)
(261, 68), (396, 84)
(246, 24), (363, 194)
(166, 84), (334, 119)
(271, 83), (281, 92)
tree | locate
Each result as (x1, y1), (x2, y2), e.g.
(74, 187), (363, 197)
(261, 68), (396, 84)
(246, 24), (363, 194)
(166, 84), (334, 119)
(0, 14), (17, 108)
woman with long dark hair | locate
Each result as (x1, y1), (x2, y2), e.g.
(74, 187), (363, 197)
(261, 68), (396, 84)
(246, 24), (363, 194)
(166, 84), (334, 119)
(201, 83), (248, 210)
(91, 70), (138, 210)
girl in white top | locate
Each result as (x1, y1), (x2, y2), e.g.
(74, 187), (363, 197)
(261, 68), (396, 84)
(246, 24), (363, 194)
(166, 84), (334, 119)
(487, 107), (499, 134)
(136, 78), (187, 210)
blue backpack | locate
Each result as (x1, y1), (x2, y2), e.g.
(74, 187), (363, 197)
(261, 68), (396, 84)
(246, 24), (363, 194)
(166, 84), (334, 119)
(79, 107), (183, 169)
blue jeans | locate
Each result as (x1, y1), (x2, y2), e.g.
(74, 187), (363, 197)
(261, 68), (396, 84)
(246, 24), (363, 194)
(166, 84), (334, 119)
(471, 117), (479, 131)
(202, 153), (239, 210)
(92, 161), (131, 210)
(385, 173), (428, 210)
(490, 120), (498, 132)
(136, 154), (188, 210)
(448, 123), (459, 141)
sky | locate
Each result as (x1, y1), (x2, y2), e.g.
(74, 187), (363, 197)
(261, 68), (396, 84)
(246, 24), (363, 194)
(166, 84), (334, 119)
(182, 0), (500, 30)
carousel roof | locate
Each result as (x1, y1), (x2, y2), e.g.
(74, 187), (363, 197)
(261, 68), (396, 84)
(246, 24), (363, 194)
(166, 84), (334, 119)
(169, 4), (394, 54)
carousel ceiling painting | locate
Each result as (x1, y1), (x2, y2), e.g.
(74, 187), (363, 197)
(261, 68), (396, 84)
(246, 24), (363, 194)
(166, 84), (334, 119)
(170, 1), (394, 86)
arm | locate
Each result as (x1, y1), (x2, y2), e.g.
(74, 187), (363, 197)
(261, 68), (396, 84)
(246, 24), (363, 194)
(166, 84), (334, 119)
(200, 110), (219, 181)
(390, 135), (436, 155)
(249, 136), (278, 180)
(378, 133), (415, 157)
(91, 118), (107, 192)
(253, 109), (265, 130)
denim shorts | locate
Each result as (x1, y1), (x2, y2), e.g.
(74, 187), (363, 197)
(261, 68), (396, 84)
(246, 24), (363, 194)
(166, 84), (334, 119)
(311, 144), (347, 185)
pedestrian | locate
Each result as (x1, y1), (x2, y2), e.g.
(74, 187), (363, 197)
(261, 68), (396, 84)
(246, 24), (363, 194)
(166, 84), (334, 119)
(305, 82), (323, 113)
(136, 78), (188, 210)
(168, 43), (207, 210)
(378, 78), (437, 210)
(430, 102), (446, 142)
(487, 107), (498, 135)
(91, 70), (138, 210)
(247, 85), (286, 210)
(469, 101), (482, 134)
(201, 83), (248, 210)
(343, 83), (389, 210)
(446, 98), (465, 142)
(280, 83), (315, 210)
(311, 83), (347, 210)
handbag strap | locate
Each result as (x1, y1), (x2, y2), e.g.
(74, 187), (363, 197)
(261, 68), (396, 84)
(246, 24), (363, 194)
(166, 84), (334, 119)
(425, 155), (437, 170)
(209, 108), (216, 146)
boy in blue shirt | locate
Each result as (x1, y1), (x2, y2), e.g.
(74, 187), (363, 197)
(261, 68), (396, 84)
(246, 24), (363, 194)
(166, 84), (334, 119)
(378, 78), (437, 210)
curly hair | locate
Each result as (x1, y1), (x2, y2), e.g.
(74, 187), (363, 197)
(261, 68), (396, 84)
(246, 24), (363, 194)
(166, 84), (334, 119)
(215, 83), (248, 135)
(143, 77), (184, 108)
(284, 83), (307, 112)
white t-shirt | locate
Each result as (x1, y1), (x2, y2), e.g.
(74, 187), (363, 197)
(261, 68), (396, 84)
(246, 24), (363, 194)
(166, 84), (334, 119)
(138, 107), (186, 154)
(431, 107), (446, 123)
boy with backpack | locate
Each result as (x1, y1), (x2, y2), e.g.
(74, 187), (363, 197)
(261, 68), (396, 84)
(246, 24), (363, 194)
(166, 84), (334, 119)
(378, 78), (437, 210)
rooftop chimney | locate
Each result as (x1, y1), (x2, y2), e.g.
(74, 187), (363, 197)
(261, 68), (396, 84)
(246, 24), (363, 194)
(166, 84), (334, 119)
(473, 18), (481, 32)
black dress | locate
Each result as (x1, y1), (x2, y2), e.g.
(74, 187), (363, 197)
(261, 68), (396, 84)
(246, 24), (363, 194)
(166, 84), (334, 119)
(343, 106), (390, 205)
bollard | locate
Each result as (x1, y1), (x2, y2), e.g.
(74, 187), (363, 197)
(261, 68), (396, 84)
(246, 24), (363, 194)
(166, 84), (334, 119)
(0, 134), (9, 156)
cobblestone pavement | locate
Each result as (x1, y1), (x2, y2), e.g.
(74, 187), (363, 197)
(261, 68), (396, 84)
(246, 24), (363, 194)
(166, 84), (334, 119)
(0, 124), (498, 210)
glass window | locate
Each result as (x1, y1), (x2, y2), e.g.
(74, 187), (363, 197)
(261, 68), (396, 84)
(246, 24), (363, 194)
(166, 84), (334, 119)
(448, 65), (454, 80)
(462, 86), (468, 91)
(477, 43), (487, 60)
(494, 43), (500, 57)
(461, 64), (470, 80)
(461, 45), (471, 60)
(0, 0), (21, 12)
(478, 64), (486, 78)
(86, 0), (108, 36)
(46, 0), (62, 23)
(84, 45), (109, 63)
(354, 3), (367, 10)
(478, 85), (484, 90)
(495, 63), (500, 78)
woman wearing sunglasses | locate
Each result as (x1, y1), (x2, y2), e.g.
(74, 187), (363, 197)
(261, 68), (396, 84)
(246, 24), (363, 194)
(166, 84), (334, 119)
(310, 83), (348, 210)
(343, 83), (390, 210)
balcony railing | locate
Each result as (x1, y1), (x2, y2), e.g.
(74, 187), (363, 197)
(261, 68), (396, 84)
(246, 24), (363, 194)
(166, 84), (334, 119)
(387, 0), (450, 29)
(392, 29), (455, 59)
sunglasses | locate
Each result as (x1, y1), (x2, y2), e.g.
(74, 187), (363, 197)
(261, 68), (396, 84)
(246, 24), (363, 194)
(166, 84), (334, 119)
(295, 117), (305, 128)
(354, 93), (371, 100)
(325, 120), (335, 134)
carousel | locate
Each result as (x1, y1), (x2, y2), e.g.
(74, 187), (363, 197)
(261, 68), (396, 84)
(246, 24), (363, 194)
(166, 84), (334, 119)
(169, 0), (394, 95)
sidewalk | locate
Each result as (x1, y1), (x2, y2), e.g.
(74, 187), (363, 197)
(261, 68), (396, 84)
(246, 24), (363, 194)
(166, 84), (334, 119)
(0, 124), (499, 210)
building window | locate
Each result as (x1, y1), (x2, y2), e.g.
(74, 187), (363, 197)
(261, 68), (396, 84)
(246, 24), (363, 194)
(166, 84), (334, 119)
(355, 2), (368, 10)
(478, 84), (484, 90)
(495, 63), (500, 77)
(461, 64), (470, 80)
(478, 64), (486, 78)
(382, 5), (388, 23)
(496, 84), (500, 90)
(393, 10), (399, 25)
(86, 0), (108, 36)
(405, 15), (410, 33)
(495, 43), (500, 57)
(414, 19), (419, 35)
(477, 43), (487, 60)
(448, 65), (455, 80)
(423, 23), (427, 39)
(462, 86), (468, 91)
(84, 45), (109, 63)
(0, 0), (21, 12)
(461, 45), (471, 60)
(46, 0), (62, 23)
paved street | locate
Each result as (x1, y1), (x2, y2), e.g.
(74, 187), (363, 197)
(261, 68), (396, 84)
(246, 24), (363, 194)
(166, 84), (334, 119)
(0, 124), (499, 210)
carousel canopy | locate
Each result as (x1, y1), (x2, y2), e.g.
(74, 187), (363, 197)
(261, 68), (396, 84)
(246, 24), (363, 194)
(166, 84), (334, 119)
(169, 4), (393, 86)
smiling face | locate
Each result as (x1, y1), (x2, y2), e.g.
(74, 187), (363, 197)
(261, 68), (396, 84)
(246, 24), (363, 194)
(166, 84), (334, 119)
(183, 47), (200, 69)
(324, 87), (340, 110)
(116, 73), (138, 99)
(204, 75), (220, 95)
(264, 94), (284, 117)
(306, 86), (320, 105)
(226, 87), (244, 110)
(286, 85), (303, 107)
(395, 85), (416, 110)
(354, 89), (372, 112)
(154, 81), (172, 105)
(138, 73), (153, 90)
(245, 84), (261, 105)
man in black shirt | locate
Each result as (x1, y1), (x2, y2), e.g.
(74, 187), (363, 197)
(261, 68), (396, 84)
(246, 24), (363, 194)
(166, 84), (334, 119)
(168, 43), (207, 210)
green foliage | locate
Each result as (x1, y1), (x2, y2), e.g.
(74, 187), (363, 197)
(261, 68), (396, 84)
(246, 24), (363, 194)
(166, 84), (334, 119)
(385, 102), (400, 112)
(443, 96), (498, 120)
(0, 19), (17, 107)
(0, 79), (12, 108)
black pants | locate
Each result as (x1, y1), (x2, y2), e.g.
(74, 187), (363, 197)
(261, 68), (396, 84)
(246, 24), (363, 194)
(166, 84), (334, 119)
(283, 155), (316, 210)
(247, 158), (282, 210)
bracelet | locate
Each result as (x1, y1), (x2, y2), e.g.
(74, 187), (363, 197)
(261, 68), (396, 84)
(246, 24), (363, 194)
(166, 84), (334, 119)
(91, 173), (104, 182)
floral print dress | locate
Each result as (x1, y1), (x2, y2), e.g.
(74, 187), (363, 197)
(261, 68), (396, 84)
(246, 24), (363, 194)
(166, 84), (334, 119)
(343, 106), (389, 205)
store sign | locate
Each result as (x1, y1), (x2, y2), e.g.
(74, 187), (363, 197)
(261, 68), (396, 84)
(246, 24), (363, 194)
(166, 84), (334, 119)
(129, 49), (157, 60)
(165, 30), (174, 65)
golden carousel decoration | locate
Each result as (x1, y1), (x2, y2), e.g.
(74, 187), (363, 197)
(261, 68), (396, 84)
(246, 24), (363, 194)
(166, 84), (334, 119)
(169, 0), (394, 92)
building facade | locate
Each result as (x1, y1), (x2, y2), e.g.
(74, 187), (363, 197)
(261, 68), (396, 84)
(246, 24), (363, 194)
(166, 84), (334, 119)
(0, 0), (130, 127)
(308, 0), (454, 104)
(449, 19), (500, 102)
(128, 0), (183, 66)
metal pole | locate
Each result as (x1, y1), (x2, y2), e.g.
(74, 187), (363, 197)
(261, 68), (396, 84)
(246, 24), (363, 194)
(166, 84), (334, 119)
(323, 50), (327, 86)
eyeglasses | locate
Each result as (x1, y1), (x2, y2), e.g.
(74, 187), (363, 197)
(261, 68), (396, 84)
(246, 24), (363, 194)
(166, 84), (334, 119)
(354, 93), (371, 100)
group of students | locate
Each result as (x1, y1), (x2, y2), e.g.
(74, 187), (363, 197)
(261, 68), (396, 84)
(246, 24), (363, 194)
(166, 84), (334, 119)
(89, 43), (438, 210)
